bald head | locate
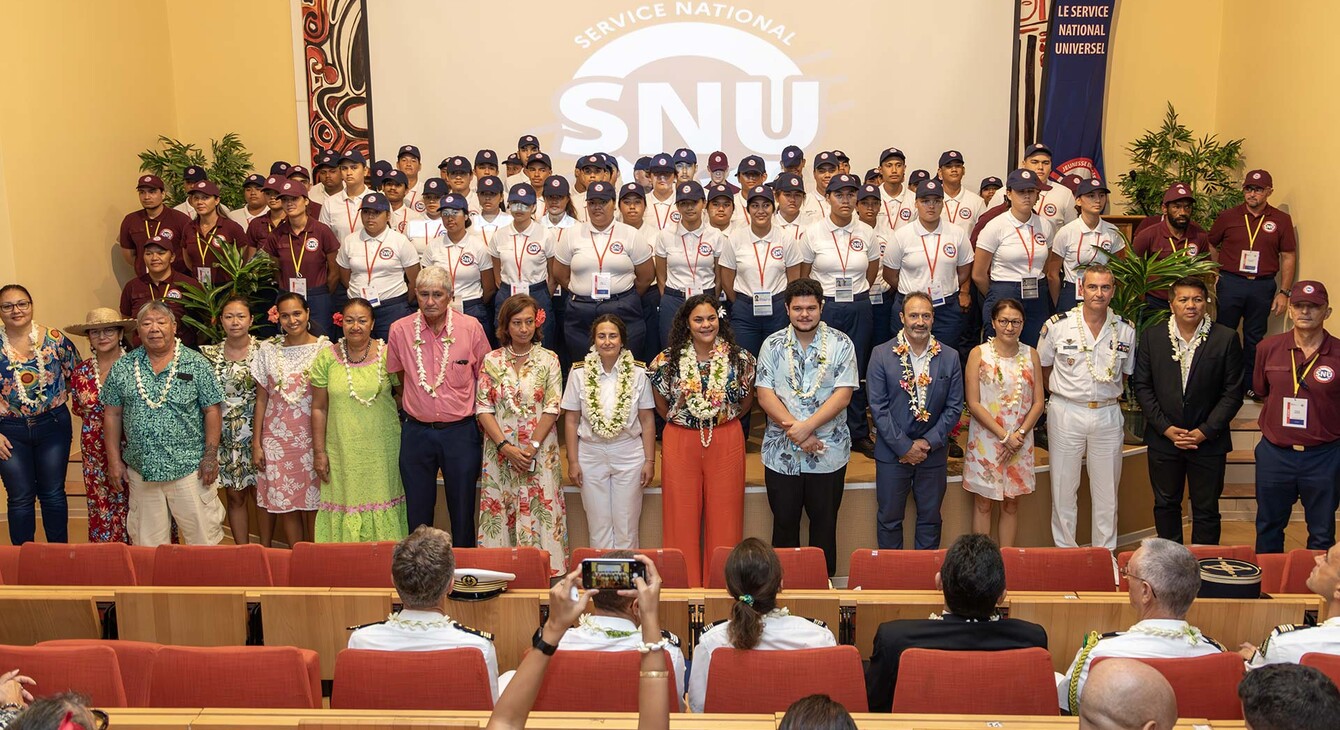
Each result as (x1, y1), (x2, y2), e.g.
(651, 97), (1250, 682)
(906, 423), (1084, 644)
(1079, 659), (1178, 730)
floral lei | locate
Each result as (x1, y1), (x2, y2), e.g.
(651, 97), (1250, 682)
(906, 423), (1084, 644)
(413, 310), (455, 397)
(1073, 308), (1120, 383)
(133, 339), (182, 409)
(496, 348), (538, 418)
(340, 338), (387, 407)
(987, 337), (1028, 408)
(1, 325), (50, 408)
(679, 339), (731, 446)
(271, 335), (328, 406)
(206, 336), (258, 388)
(894, 331), (940, 422)
(584, 349), (636, 440)
(785, 322), (831, 400)
(1168, 316), (1212, 382)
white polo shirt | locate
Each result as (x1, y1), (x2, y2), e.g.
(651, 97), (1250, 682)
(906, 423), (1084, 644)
(1051, 217), (1125, 284)
(977, 212), (1054, 282)
(308, 184), (337, 206)
(320, 188), (371, 242)
(801, 217), (881, 296)
(388, 203), (423, 236)
(646, 193), (678, 232)
(772, 212), (808, 250)
(1037, 307), (1136, 403)
(798, 193), (829, 224)
(560, 358), (657, 442)
(876, 185), (916, 235)
(490, 219), (552, 288)
(941, 187), (987, 235)
(403, 217), (445, 259)
(654, 223), (724, 297)
(337, 227), (418, 301)
(421, 229), (494, 303)
(473, 211), (510, 253)
(542, 213), (579, 248)
(228, 207), (267, 228)
(556, 221), (651, 298)
(720, 225), (803, 296)
(991, 183), (1077, 232)
(884, 219), (974, 300)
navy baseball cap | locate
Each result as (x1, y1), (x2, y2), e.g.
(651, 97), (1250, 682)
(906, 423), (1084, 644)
(634, 156), (652, 172)
(737, 155), (765, 175)
(476, 176), (503, 195)
(673, 148), (697, 165)
(916, 179), (945, 199)
(517, 135), (539, 149)
(360, 192), (390, 212)
(772, 174), (805, 193)
(422, 178), (448, 196)
(648, 154), (674, 174)
(858, 183), (882, 202)
(708, 151), (729, 171)
(505, 153), (523, 167)
(832, 149), (850, 164)
(524, 152), (552, 169)
(184, 166), (208, 183)
(746, 184), (775, 204)
(475, 149), (498, 167)
(676, 181), (705, 202)
(706, 183), (734, 202)
(586, 181), (616, 202)
(1024, 143), (1054, 159)
(781, 145), (804, 167)
(382, 170), (408, 187)
(444, 156), (472, 174)
(508, 183), (537, 206)
(1076, 178), (1110, 197)
(543, 175), (570, 198)
(439, 193), (469, 211)
(243, 174), (266, 188)
(825, 174), (860, 194)
(313, 150), (338, 170)
(908, 169), (931, 188)
(619, 182), (645, 201)
(340, 149), (367, 166)
(599, 152), (618, 171)
(980, 176), (1004, 191)
(864, 168), (882, 184)
(879, 147), (906, 164)
(938, 150), (965, 167)
(188, 180), (221, 197)
(397, 145), (421, 160)
(814, 151), (838, 170)
(1006, 168), (1043, 191)
(579, 154), (604, 171)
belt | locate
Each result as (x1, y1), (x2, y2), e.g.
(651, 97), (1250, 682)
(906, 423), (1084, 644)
(896, 292), (951, 308)
(663, 286), (716, 300)
(1053, 394), (1119, 409)
(0, 404), (68, 426)
(571, 289), (637, 304)
(1221, 271), (1276, 282)
(371, 293), (408, 308)
(404, 414), (475, 430)
(295, 284), (329, 296)
(824, 291), (871, 303)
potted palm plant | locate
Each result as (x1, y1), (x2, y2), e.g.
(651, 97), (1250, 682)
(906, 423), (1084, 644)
(178, 245), (278, 344)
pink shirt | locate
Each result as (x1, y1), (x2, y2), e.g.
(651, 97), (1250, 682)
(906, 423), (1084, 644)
(386, 311), (491, 423)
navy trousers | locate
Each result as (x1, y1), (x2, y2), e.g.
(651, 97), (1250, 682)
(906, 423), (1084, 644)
(1056, 280), (1079, 315)
(1255, 439), (1340, 552)
(564, 290), (644, 366)
(891, 293), (965, 351)
(496, 282), (556, 349)
(399, 416), (483, 542)
(983, 281), (1051, 347)
(875, 452), (948, 550)
(369, 295), (412, 342)
(1216, 272), (1276, 391)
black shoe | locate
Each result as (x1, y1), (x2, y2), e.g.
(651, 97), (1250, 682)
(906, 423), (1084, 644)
(1245, 389), (1264, 403)
(948, 441), (964, 459)
(853, 437), (876, 458)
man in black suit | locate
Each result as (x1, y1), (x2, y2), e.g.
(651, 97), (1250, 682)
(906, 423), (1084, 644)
(1132, 276), (1244, 544)
(864, 533), (1048, 712)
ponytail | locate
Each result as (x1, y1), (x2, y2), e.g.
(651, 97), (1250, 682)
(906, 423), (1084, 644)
(725, 538), (782, 650)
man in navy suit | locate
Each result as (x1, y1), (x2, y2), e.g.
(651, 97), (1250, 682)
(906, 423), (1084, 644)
(868, 292), (965, 549)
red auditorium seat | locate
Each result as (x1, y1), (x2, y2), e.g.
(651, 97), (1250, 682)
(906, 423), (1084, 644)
(127, 545), (156, 584)
(1001, 547), (1116, 592)
(149, 645), (321, 708)
(17, 542), (138, 586)
(264, 546), (291, 585)
(569, 547), (691, 589)
(1281, 549), (1325, 593)
(704, 646), (867, 713)
(1301, 652), (1340, 688)
(151, 544), (274, 586)
(705, 545), (829, 590)
(40, 639), (162, 707)
(331, 648), (493, 710)
(453, 547), (551, 588)
(893, 647), (1059, 715)
(0, 644), (128, 707)
(1117, 545), (1257, 590)
(1257, 552), (1287, 593)
(532, 650), (678, 712)
(847, 549), (946, 590)
(1099, 652), (1245, 720)
(289, 542), (397, 587)
(0, 545), (18, 583)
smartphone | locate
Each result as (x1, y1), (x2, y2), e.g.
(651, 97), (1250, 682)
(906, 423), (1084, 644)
(580, 557), (646, 590)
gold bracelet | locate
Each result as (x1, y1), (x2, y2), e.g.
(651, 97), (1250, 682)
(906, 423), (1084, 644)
(639, 670), (670, 678)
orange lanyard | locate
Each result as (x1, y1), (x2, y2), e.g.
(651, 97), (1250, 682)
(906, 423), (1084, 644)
(882, 198), (904, 229)
(1014, 224), (1039, 270)
(1244, 213), (1267, 250)
(392, 206), (408, 234)
(750, 237), (773, 289)
(944, 198), (962, 224)
(446, 244), (467, 287)
(362, 234), (384, 285)
(590, 229), (616, 272)
(830, 229), (854, 274)
(652, 201), (673, 230)
(344, 198), (358, 234)
(1078, 230), (1106, 267)
(921, 232), (942, 280)
(681, 230), (706, 288)
(511, 233), (532, 277)
(1293, 349), (1320, 396)
(1034, 191), (1049, 216)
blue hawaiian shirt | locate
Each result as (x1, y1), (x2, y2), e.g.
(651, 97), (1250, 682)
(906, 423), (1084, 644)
(755, 324), (859, 475)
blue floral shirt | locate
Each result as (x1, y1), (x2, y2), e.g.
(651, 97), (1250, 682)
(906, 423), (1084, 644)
(0, 327), (81, 417)
(755, 323), (859, 475)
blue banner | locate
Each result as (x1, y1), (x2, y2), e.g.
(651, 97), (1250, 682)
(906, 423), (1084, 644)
(1038, 0), (1115, 183)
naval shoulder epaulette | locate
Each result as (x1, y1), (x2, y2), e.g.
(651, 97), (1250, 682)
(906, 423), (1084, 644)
(452, 621), (494, 642)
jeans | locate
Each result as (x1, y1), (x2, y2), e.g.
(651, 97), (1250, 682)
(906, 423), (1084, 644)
(0, 405), (73, 544)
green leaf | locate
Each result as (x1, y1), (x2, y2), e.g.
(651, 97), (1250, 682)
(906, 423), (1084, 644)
(1116, 103), (1245, 229)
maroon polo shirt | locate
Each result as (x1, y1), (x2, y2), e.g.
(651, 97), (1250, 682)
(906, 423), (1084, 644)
(182, 216), (248, 285)
(1256, 330), (1340, 448)
(969, 202), (1009, 248)
(262, 217), (340, 291)
(307, 200), (323, 220)
(247, 212), (288, 250)
(120, 270), (201, 346)
(1131, 220), (1211, 300)
(1209, 203), (1296, 278)
(118, 207), (194, 275)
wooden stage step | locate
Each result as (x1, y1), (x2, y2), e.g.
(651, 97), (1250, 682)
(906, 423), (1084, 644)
(1230, 417), (1260, 431)
(1222, 483), (1255, 499)
(1227, 449), (1257, 464)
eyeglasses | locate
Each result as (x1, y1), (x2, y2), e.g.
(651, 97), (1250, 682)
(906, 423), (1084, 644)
(994, 318), (1023, 328)
(441, 209), (465, 217)
(1120, 567), (1157, 597)
(87, 327), (121, 339)
(0, 300), (32, 313)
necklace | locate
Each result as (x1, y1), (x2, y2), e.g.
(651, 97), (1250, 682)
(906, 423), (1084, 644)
(584, 349), (636, 439)
(1128, 621), (1205, 645)
(92, 349), (126, 396)
(344, 339), (372, 364)
(505, 345), (532, 360)
(413, 311), (455, 397)
(1168, 316), (1211, 383)
(1073, 308), (1120, 383)
(340, 339), (386, 407)
(384, 611), (455, 631)
(209, 336), (258, 385)
(271, 335), (327, 406)
(496, 348), (538, 418)
(893, 332), (940, 422)
(785, 323), (831, 400)
(1, 325), (50, 408)
(987, 338), (1027, 408)
(577, 614), (639, 639)
(133, 340), (182, 409)
(678, 340), (731, 446)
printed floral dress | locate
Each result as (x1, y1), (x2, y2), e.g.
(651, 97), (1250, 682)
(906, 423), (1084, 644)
(200, 341), (258, 492)
(964, 342), (1037, 500)
(69, 358), (128, 543)
(250, 337), (326, 513)
(475, 346), (567, 574)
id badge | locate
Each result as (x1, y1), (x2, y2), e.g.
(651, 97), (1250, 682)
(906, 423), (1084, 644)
(592, 271), (612, 300)
(929, 279), (947, 302)
(1240, 249), (1261, 274)
(289, 277), (307, 297)
(1020, 277), (1040, 300)
(196, 267), (212, 287)
(362, 286), (382, 307)
(871, 289), (884, 305)
(834, 276), (855, 303)
(1283, 397), (1309, 429)
(752, 290), (774, 317)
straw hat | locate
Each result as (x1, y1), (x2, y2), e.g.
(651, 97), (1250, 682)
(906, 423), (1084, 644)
(66, 307), (137, 336)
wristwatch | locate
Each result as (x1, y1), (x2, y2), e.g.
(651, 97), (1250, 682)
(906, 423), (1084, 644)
(529, 440), (541, 450)
(497, 440), (513, 452)
(532, 630), (559, 656)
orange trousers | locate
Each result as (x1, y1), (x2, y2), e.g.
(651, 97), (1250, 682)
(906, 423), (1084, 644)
(661, 421), (745, 586)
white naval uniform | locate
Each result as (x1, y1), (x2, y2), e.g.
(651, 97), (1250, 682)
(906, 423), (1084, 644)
(320, 188), (372, 242)
(347, 609), (501, 701)
(1037, 307), (1136, 550)
(884, 219), (974, 303)
(1250, 616), (1340, 667)
(1059, 619), (1224, 713)
(991, 183), (1077, 233)
(801, 218), (881, 297)
(654, 223), (724, 297)
(228, 206), (267, 228)
(388, 203), (424, 237)
(941, 187), (987, 236)
(490, 220), (553, 292)
(421, 230), (494, 306)
(688, 612), (836, 713)
(337, 227), (418, 301)
(560, 359), (656, 549)
(1051, 217), (1125, 284)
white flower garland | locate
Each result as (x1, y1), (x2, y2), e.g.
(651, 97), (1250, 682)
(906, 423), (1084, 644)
(341, 338), (387, 407)
(1168, 316), (1212, 384)
(383, 611), (455, 631)
(678, 340), (731, 446)
(785, 322), (831, 400)
(92, 348), (127, 396)
(271, 335), (328, 406)
(1073, 308), (1120, 383)
(413, 310), (455, 397)
(1128, 621), (1205, 646)
(1, 325), (50, 408)
(987, 338), (1027, 408)
(207, 336), (257, 386)
(496, 348), (538, 418)
(133, 339), (182, 409)
(584, 349), (636, 439)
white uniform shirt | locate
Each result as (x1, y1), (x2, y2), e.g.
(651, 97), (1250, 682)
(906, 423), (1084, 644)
(320, 188), (372, 242)
(542, 213), (579, 248)
(1051, 217), (1125, 284)
(977, 212), (1054, 282)
(688, 612), (836, 713)
(798, 193), (829, 225)
(801, 218), (881, 296)
(720, 226), (803, 296)
(991, 183), (1077, 232)
(569, 189), (588, 222)
(347, 609), (500, 701)
(422, 230), (494, 303)
(941, 187), (987, 235)
(556, 221), (651, 297)
(1251, 616), (1340, 667)
(772, 213), (809, 252)
(884, 219), (974, 301)
(308, 185), (335, 206)
(403, 217), (445, 259)
(403, 185), (426, 216)
(388, 203), (424, 236)
(730, 191), (751, 225)
(337, 227), (418, 301)
(1038, 307), (1137, 403)
(490, 220), (552, 288)
(228, 207), (267, 228)
(473, 212), (510, 253)
(560, 358), (656, 442)
(1059, 619), (1223, 713)
(876, 186), (916, 237)
(654, 223), (723, 296)
(646, 193), (678, 233)
(174, 200), (231, 220)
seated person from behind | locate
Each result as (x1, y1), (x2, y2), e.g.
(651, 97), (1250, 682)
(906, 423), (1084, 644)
(1060, 537), (1224, 713)
(1242, 543), (1340, 667)
(1238, 663), (1340, 730)
(687, 538), (836, 713)
(1077, 658), (1178, 730)
(864, 533), (1048, 712)
(347, 526), (501, 700)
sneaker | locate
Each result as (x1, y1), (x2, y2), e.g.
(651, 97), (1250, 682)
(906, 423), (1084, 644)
(1245, 389), (1264, 403)
(853, 437), (876, 458)
(948, 441), (964, 459)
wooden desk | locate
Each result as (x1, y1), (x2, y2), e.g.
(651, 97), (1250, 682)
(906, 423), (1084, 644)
(446, 593), (540, 672)
(851, 592), (947, 659)
(115, 588), (250, 646)
(187, 709), (773, 730)
(1075, 593), (1312, 651)
(850, 716), (1217, 729)
(261, 590), (395, 679)
(702, 591), (843, 643)
(1007, 595), (1117, 673)
(0, 593), (102, 644)
(98, 708), (201, 729)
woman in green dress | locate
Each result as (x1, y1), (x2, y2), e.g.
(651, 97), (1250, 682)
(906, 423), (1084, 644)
(310, 297), (408, 542)
(199, 296), (264, 544)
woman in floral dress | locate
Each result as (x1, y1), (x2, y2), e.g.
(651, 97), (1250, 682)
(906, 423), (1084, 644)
(251, 292), (326, 547)
(963, 298), (1045, 547)
(66, 308), (134, 543)
(475, 294), (566, 574)
(200, 296), (262, 544)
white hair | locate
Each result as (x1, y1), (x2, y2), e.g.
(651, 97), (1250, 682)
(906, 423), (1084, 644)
(136, 301), (176, 324)
(416, 265), (454, 295)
